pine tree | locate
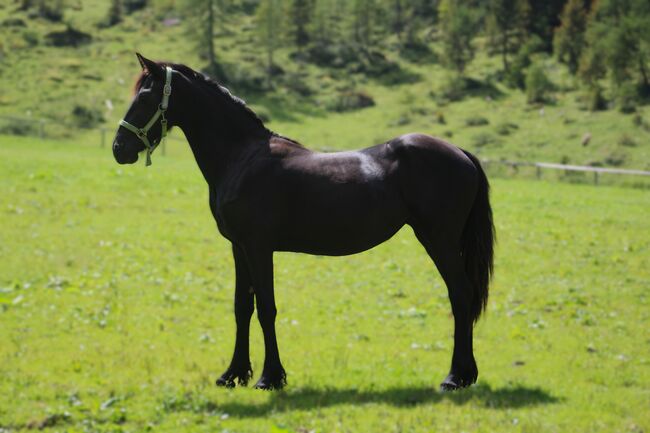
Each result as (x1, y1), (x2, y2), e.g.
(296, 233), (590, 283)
(350, 0), (380, 49)
(289, 0), (313, 51)
(184, 0), (226, 80)
(255, 0), (285, 87)
(106, 0), (123, 27)
(439, 0), (478, 74)
(486, 0), (529, 73)
(580, 0), (650, 94)
(554, 0), (589, 74)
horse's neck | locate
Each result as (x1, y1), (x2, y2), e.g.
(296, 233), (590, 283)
(178, 105), (268, 185)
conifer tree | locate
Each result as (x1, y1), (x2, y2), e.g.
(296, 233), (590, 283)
(184, 0), (226, 80)
(289, 0), (313, 51)
(255, 0), (285, 87)
(554, 0), (589, 74)
(486, 0), (529, 73)
(439, 0), (478, 74)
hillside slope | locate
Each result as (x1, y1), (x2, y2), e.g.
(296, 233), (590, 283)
(0, 2), (648, 170)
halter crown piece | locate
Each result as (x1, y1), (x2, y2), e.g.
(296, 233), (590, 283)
(119, 66), (173, 166)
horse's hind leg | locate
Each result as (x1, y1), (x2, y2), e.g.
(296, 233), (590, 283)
(411, 225), (478, 391)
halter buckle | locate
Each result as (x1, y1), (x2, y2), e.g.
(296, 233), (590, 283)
(163, 84), (172, 96)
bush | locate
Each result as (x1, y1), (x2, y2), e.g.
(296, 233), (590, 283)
(471, 132), (497, 148)
(525, 63), (553, 104)
(465, 116), (489, 127)
(618, 134), (637, 147)
(325, 90), (375, 113)
(506, 36), (545, 89)
(22, 29), (40, 47)
(71, 105), (104, 129)
(438, 74), (466, 102)
(495, 122), (519, 136)
(617, 82), (637, 114)
(0, 120), (36, 136)
(586, 86), (607, 111)
(604, 148), (627, 167)
(45, 25), (92, 47)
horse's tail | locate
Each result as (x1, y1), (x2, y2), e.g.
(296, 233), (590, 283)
(461, 150), (495, 323)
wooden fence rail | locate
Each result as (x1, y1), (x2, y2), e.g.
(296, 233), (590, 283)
(482, 159), (650, 185)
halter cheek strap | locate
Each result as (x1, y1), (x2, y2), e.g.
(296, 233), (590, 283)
(119, 66), (173, 166)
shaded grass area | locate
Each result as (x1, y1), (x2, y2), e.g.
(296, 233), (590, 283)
(0, 136), (649, 432)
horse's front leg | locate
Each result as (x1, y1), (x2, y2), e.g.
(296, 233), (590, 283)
(246, 248), (286, 390)
(216, 245), (254, 387)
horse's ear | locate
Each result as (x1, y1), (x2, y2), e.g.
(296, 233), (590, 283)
(135, 52), (163, 78)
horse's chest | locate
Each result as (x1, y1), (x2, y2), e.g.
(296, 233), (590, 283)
(209, 188), (249, 241)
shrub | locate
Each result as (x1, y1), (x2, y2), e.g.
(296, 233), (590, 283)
(71, 105), (104, 129)
(22, 29), (40, 47)
(0, 120), (36, 136)
(604, 148), (627, 167)
(525, 63), (553, 104)
(45, 25), (92, 47)
(618, 134), (637, 147)
(617, 82), (637, 114)
(495, 122), (519, 136)
(471, 133), (497, 148)
(586, 86), (607, 111)
(325, 90), (375, 113)
(465, 116), (489, 127)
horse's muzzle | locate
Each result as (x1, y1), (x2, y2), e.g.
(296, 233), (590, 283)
(113, 140), (139, 164)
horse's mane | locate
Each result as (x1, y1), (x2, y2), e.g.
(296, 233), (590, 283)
(134, 61), (304, 147)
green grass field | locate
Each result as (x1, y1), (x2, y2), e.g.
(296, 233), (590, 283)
(1, 135), (649, 432)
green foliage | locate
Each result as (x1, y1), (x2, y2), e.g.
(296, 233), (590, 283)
(438, 0), (479, 75)
(585, 85), (607, 112)
(465, 115), (490, 127)
(104, 0), (123, 27)
(486, 0), (529, 72)
(553, 0), (588, 74)
(289, 0), (313, 50)
(183, 0), (227, 81)
(505, 35), (545, 89)
(71, 104), (104, 129)
(324, 89), (376, 112)
(581, 0), (650, 99)
(525, 62), (553, 103)
(255, 0), (286, 87)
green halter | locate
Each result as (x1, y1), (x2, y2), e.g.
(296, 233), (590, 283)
(119, 66), (173, 166)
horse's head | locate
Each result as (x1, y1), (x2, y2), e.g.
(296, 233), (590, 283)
(113, 53), (174, 165)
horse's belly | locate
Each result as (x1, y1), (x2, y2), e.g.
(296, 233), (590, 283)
(275, 188), (408, 256)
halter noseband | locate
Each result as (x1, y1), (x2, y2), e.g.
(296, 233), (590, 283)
(119, 66), (173, 166)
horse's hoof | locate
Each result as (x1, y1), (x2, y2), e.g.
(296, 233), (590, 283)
(439, 373), (475, 392)
(216, 366), (252, 388)
(253, 370), (287, 391)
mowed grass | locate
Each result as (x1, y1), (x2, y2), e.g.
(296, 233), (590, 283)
(0, 135), (649, 433)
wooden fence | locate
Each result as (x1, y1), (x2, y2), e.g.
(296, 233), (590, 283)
(482, 159), (650, 185)
(2, 115), (649, 185)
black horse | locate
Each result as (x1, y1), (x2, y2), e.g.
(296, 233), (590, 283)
(113, 54), (495, 391)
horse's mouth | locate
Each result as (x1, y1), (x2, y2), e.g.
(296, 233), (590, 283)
(114, 151), (139, 165)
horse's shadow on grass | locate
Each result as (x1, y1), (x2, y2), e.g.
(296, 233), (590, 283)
(219, 383), (561, 418)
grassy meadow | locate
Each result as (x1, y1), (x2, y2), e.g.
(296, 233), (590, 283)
(0, 135), (649, 432)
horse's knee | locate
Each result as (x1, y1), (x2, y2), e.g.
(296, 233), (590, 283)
(256, 304), (277, 325)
